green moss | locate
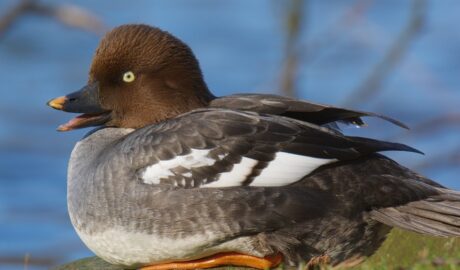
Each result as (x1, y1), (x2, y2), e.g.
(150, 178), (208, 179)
(53, 229), (460, 270)
(351, 229), (460, 270)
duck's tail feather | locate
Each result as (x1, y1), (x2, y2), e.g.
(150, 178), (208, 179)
(370, 188), (460, 237)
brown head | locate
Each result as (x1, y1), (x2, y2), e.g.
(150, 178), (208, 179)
(47, 24), (214, 131)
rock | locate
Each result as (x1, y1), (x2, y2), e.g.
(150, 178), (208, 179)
(53, 256), (124, 270)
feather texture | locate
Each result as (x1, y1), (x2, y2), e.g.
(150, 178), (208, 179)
(126, 109), (419, 188)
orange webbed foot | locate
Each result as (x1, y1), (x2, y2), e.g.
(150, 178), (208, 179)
(140, 252), (283, 270)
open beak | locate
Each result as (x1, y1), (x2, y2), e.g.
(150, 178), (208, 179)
(47, 82), (111, 131)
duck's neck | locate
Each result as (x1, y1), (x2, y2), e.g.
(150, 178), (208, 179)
(111, 80), (216, 129)
(69, 128), (134, 170)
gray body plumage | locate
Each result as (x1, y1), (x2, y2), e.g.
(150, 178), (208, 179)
(67, 95), (460, 268)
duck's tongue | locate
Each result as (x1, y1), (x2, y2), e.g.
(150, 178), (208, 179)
(58, 112), (111, 132)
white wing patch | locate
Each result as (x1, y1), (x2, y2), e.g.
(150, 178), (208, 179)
(204, 157), (258, 187)
(141, 149), (335, 187)
(251, 152), (336, 186)
(204, 152), (336, 188)
(182, 172), (192, 178)
(141, 149), (215, 185)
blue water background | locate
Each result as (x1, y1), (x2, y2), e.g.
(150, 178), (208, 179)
(0, 1), (459, 269)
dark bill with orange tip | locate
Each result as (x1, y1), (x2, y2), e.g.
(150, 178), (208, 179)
(47, 81), (111, 131)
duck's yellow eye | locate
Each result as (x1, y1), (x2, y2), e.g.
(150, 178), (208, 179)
(123, 71), (136, 83)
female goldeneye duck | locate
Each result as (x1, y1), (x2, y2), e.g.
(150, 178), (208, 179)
(47, 24), (460, 270)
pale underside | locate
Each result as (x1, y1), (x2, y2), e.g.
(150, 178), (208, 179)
(77, 228), (267, 267)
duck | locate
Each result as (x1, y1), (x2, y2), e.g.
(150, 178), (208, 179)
(47, 24), (460, 270)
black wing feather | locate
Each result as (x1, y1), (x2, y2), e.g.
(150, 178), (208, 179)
(210, 94), (409, 129)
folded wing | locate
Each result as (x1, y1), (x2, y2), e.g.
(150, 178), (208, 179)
(114, 108), (419, 188)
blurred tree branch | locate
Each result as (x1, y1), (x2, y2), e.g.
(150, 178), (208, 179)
(414, 146), (460, 171)
(302, 0), (373, 64)
(392, 113), (460, 139)
(0, 0), (106, 39)
(0, 255), (56, 268)
(388, 113), (460, 171)
(277, 0), (373, 98)
(343, 0), (426, 107)
(279, 0), (306, 98)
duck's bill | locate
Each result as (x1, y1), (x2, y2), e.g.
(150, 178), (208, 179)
(47, 81), (111, 131)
